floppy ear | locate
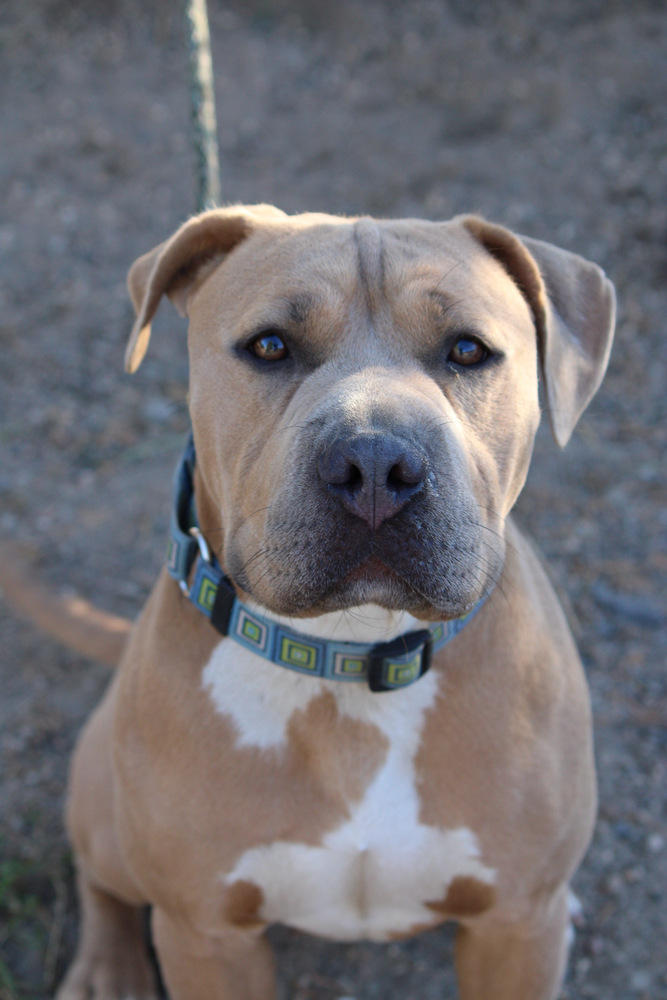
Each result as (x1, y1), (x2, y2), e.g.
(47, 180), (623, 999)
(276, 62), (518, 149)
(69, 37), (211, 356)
(125, 204), (287, 373)
(463, 217), (616, 447)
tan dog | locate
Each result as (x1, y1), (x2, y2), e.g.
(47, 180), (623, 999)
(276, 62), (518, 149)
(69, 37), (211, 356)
(55, 205), (614, 1000)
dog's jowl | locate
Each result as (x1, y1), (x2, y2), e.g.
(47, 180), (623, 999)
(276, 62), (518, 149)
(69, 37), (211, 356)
(57, 206), (615, 1000)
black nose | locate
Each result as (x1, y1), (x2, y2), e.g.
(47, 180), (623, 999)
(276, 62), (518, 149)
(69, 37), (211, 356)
(318, 433), (428, 529)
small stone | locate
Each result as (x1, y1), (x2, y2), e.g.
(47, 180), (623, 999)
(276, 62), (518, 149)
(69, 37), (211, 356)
(77, 469), (95, 489)
(0, 512), (18, 531)
(647, 833), (664, 853)
(59, 204), (78, 227)
(576, 957), (591, 978)
(630, 970), (652, 991)
(590, 936), (605, 955)
(606, 873), (624, 895)
(143, 397), (174, 422)
(0, 225), (16, 251)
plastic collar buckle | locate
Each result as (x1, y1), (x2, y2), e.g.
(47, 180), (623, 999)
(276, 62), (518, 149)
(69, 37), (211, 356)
(368, 628), (434, 693)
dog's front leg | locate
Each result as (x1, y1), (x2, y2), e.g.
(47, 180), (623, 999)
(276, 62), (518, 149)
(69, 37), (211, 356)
(56, 872), (158, 1000)
(454, 886), (571, 1000)
(152, 909), (277, 1000)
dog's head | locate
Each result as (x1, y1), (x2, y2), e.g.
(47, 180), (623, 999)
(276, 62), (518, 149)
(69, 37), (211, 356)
(126, 206), (614, 620)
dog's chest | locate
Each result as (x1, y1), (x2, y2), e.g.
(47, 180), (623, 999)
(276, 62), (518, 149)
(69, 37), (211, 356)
(202, 633), (495, 941)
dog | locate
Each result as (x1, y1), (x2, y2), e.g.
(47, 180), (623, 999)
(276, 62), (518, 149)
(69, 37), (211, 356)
(50, 205), (614, 1000)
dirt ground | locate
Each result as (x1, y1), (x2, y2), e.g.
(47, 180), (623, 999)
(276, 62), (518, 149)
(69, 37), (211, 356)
(0, 0), (665, 997)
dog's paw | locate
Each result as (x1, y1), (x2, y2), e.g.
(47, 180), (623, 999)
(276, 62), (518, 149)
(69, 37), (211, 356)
(567, 889), (585, 927)
(564, 889), (585, 953)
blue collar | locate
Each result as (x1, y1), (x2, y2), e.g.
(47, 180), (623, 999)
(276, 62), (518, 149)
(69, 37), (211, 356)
(166, 435), (487, 693)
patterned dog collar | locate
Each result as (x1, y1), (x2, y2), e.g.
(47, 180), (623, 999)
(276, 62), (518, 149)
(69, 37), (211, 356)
(166, 435), (487, 692)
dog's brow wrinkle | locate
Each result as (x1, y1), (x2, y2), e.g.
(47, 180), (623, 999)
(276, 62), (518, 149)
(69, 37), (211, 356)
(427, 289), (458, 322)
(353, 218), (385, 317)
(287, 294), (315, 327)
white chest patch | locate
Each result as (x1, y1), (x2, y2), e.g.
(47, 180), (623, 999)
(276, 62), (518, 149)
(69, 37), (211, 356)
(201, 604), (424, 750)
(202, 605), (495, 941)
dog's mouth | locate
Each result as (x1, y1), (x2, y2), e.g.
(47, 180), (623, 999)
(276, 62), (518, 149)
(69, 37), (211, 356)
(326, 552), (440, 615)
(228, 483), (505, 620)
(344, 554), (398, 585)
(322, 547), (455, 619)
(282, 528), (492, 619)
(333, 553), (411, 602)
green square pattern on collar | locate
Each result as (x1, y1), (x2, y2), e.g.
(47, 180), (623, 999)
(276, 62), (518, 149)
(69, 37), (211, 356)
(197, 576), (218, 613)
(279, 636), (319, 671)
(235, 608), (270, 654)
(385, 652), (422, 687)
(333, 653), (367, 677)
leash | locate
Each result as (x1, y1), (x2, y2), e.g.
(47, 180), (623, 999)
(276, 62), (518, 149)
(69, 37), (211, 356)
(166, 437), (487, 693)
(185, 0), (220, 211)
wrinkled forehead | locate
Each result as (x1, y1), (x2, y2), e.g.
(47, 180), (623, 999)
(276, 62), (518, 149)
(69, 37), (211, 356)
(193, 215), (533, 346)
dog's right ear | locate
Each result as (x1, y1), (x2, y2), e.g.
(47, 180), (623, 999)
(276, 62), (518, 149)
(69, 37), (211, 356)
(125, 204), (286, 373)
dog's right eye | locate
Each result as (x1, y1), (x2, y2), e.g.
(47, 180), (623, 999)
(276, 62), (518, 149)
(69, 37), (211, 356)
(448, 337), (488, 367)
(247, 332), (289, 362)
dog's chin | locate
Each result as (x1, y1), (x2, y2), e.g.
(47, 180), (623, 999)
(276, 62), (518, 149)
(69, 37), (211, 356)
(238, 555), (484, 622)
(320, 556), (427, 614)
(314, 564), (482, 620)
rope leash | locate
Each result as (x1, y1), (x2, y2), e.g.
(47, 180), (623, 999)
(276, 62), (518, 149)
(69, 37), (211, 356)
(185, 0), (221, 211)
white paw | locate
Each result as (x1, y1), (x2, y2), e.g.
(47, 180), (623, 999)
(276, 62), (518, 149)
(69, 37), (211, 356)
(567, 889), (584, 927)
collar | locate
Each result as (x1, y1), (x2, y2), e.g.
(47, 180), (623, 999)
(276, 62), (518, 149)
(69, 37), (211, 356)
(166, 434), (487, 693)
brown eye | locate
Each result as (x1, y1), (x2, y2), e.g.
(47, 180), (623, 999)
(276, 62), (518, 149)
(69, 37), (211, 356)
(448, 337), (488, 366)
(249, 332), (288, 362)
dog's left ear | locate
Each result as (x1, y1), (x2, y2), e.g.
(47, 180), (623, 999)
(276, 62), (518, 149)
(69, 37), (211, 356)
(463, 217), (616, 447)
(125, 204), (286, 373)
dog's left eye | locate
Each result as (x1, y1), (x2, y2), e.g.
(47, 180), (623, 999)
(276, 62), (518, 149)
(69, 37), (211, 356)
(448, 337), (488, 367)
(248, 332), (289, 362)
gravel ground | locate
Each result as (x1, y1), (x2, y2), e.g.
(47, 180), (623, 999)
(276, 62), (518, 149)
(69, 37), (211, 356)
(0, 1), (665, 997)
